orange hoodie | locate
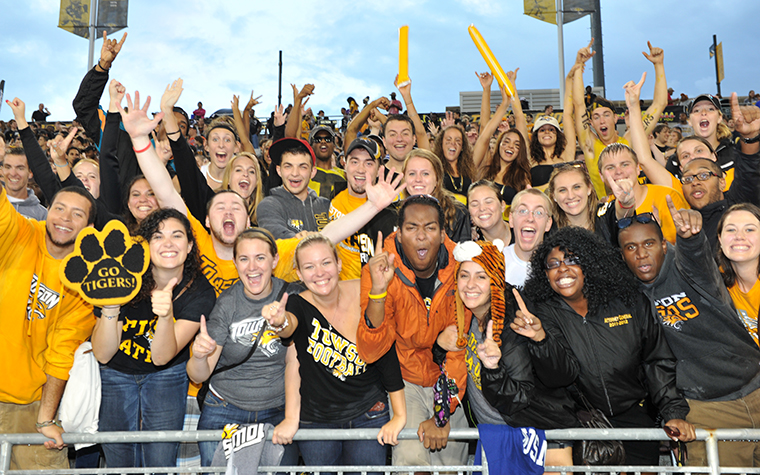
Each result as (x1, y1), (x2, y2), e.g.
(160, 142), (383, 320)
(357, 231), (470, 410)
(0, 187), (95, 404)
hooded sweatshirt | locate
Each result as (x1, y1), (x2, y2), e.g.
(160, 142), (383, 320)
(256, 186), (330, 239)
(639, 230), (760, 401)
(0, 187), (94, 404)
(8, 187), (48, 221)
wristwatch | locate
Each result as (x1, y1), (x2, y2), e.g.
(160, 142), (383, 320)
(742, 134), (760, 144)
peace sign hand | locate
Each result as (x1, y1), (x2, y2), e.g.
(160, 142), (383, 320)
(476, 320), (502, 369)
(667, 194), (702, 239)
(509, 289), (545, 341)
(368, 231), (396, 294)
(192, 315), (218, 360)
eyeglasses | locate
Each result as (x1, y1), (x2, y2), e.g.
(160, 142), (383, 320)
(680, 171), (719, 185)
(618, 212), (656, 230)
(545, 256), (580, 270)
(515, 208), (547, 219)
(313, 136), (333, 144)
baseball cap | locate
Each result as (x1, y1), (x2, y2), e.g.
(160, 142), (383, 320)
(689, 94), (722, 115)
(345, 137), (381, 161)
(532, 115), (562, 133)
(269, 137), (316, 166)
(308, 125), (336, 143)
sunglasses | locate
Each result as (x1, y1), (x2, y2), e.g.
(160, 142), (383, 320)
(618, 212), (656, 230)
(545, 256), (580, 270)
(680, 171), (719, 185)
(313, 136), (333, 144)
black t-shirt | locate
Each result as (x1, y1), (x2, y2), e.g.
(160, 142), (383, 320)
(99, 273), (216, 374)
(416, 270), (439, 311)
(285, 293), (404, 423)
(443, 173), (472, 201)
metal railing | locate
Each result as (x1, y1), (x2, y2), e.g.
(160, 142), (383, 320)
(3, 427), (760, 475)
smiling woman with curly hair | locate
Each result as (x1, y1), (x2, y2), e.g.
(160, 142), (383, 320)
(514, 226), (695, 466)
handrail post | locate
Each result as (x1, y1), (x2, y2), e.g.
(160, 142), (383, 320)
(705, 430), (720, 475)
(0, 440), (11, 475)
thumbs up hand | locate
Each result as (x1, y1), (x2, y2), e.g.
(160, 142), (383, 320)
(151, 277), (178, 319)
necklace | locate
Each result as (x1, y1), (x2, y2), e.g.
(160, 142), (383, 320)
(447, 172), (463, 193)
(207, 171), (222, 184)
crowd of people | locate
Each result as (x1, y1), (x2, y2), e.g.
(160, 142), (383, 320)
(2, 29), (760, 475)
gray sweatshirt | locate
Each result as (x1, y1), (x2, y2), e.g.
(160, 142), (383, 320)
(639, 230), (760, 401)
(256, 186), (330, 239)
(8, 188), (47, 221)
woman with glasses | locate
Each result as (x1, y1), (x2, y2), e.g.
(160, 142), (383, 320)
(513, 226), (695, 466)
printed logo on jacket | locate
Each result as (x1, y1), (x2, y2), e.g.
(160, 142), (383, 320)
(27, 274), (61, 320)
(654, 292), (699, 330)
(307, 318), (365, 381)
(230, 317), (281, 357)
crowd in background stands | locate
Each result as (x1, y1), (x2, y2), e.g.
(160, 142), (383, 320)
(3, 29), (760, 475)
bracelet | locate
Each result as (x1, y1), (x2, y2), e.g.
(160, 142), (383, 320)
(619, 202), (635, 209)
(54, 162), (69, 168)
(36, 420), (62, 429)
(102, 309), (119, 320)
(166, 130), (181, 136)
(742, 134), (760, 144)
(98, 59), (110, 71)
(368, 291), (387, 300)
(133, 143), (151, 154)
(268, 317), (289, 332)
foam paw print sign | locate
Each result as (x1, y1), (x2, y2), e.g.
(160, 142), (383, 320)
(60, 220), (149, 306)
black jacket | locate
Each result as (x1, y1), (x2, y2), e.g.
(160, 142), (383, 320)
(528, 293), (690, 422)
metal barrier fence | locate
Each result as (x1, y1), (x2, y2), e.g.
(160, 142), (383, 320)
(3, 427), (760, 475)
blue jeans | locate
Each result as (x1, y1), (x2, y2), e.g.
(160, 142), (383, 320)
(99, 364), (188, 473)
(298, 400), (390, 475)
(197, 391), (298, 468)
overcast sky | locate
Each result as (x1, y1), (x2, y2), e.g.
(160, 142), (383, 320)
(2, 0), (758, 123)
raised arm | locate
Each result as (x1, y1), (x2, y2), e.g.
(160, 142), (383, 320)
(118, 91), (186, 213)
(573, 40), (596, 155)
(395, 75), (430, 150)
(477, 72), (494, 132)
(561, 64), (579, 161)
(624, 73), (673, 187)
(232, 94), (255, 154)
(505, 68), (529, 141)
(285, 84), (314, 139)
(472, 85), (510, 170)
(637, 42), (668, 136)
(98, 80), (127, 214)
(345, 97), (390, 147)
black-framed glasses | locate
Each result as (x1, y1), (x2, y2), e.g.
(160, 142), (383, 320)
(618, 212), (656, 230)
(313, 136), (333, 144)
(680, 171), (719, 185)
(545, 256), (580, 270)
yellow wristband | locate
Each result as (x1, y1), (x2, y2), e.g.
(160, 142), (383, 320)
(368, 291), (387, 300)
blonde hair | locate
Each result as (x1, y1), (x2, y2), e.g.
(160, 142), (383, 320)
(221, 153), (264, 225)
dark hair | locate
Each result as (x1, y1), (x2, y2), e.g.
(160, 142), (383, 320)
(485, 130), (531, 191)
(523, 226), (640, 315)
(546, 164), (598, 231)
(529, 125), (566, 164)
(133, 208), (202, 304)
(618, 215), (664, 243)
(716, 203), (760, 288)
(432, 125), (476, 181)
(653, 123), (670, 138)
(402, 149), (463, 234)
(205, 189), (247, 215)
(51, 186), (97, 225)
(5, 145), (25, 157)
(675, 136), (715, 165)
(172, 107), (190, 130)
(467, 179), (505, 203)
(122, 175), (150, 234)
(398, 194), (445, 230)
(382, 114), (416, 138)
(234, 227), (278, 260)
(682, 157), (723, 177)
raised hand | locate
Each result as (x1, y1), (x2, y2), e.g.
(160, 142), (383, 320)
(642, 41), (664, 65)
(108, 79), (126, 111)
(368, 231), (396, 294)
(365, 165), (405, 211)
(476, 320), (502, 369)
(273, 104), (286, 127)
(428, 120), (440, 137)
(730, 92), (760, 139)
(245, 91), (262, 111)
(117, 91), (164, 139)
(231, 94), (240, 113)
(506, 67), (520, 87)
(160, 78), (184, 112)
(394, 74), (412, 101)
(667, 195), (702, 239)
(261, 292), (289, 329)
(604, 168), (636, 209)
(623, 72), (646, 108)
(576, 38), (595, 65)
(192, 315), (218, 360)
(49, 127), (78, 165)
(497, 119), (510, 133)
(99, 31), (127, 69)
(509, 289), (545, 341)
(441, 111), (455, 129)
(151, 278), (178, 319)
(296, 84), (315, 101)
(6, 97), (27, 123)
(476, 71), (493, 90)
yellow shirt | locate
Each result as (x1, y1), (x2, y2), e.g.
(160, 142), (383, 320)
(727, 279), (760, 348)
(188, 211), (239, 297)
(636, 184), (689, 244)
(589, 135), (630, 198)
(329, 190), (371, 280)
(0, 187), (94, 404)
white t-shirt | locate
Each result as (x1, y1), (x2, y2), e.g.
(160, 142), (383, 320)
(504, 244), (530, 287)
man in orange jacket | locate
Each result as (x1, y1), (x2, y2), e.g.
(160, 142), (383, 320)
(358, 195), (470, 470)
